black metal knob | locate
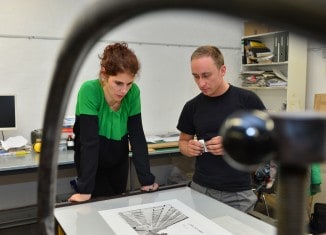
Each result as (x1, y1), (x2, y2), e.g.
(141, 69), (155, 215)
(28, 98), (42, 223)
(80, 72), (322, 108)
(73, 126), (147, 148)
(220, 110), (276, 171)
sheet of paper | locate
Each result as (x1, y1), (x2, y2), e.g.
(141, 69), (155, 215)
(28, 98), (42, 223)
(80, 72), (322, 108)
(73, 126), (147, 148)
(145, 135), (163, 143)
(212, 215), (268, 235)
(272, 69), (288, 81)
(161, 136), (179, 142)
(99, 199), (233, 235)
(0, 136), (28, 150)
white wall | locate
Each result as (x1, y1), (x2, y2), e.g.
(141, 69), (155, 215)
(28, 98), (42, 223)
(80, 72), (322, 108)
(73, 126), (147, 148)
(0, 0), (97, 140)
(1, 0), (326, 143)
(306, 40), (326, 110)
(0, 0), (243, 141)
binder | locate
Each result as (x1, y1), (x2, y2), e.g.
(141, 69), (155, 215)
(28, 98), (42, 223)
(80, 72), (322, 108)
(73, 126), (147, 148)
(241, 39), (247, 64)
(278, 32), (286, 62)
(273, 34), (279, 62)
(285, 32), (289, 61)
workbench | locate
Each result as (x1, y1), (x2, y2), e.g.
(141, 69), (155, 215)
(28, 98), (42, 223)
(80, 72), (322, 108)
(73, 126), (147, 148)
(0, 142), (187, 228)
(55, 185), (276, 235)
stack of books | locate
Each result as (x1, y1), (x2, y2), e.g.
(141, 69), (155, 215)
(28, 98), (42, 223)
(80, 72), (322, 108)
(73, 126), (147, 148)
(255, 52), (274, 64)
(244, 40), (273, 64)
(239, 71), (266, 87)
(239, 69), (287, 88)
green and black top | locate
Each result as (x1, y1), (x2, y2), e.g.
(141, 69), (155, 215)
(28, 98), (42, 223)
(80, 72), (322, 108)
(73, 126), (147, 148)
(73, 79), (155, 194)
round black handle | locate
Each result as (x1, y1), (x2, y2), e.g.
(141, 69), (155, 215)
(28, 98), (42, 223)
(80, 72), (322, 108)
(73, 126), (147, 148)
(220, 110), (276, 171)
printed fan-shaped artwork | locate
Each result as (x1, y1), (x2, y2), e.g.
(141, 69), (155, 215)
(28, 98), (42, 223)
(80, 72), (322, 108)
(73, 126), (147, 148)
(99, 199), (233, 235)
(119, 204), (188, 234)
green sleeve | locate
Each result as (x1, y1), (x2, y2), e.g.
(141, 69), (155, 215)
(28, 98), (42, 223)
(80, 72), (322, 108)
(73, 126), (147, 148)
(309, 163), (322, 196)
(76, 80), (101, 116)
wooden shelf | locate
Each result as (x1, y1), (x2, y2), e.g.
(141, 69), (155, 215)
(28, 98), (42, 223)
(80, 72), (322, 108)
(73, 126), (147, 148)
(243, 62), (288, 67)
(242, 31), (287, 40)
(242, 86), (287, 90)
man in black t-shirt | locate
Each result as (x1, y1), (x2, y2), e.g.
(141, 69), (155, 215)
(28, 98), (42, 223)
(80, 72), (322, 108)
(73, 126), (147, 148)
(177, 45), (266, 212)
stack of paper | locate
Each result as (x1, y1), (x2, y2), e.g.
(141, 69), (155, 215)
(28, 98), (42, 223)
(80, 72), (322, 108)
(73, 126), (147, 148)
(0, 136), (28, 151)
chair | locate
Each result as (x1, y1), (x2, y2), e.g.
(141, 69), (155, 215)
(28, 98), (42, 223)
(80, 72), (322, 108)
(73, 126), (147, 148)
(252, 161), (278, 217)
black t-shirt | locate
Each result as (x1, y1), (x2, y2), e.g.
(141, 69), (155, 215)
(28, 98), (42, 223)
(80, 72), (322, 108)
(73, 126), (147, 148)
(177, 85), (266, 192)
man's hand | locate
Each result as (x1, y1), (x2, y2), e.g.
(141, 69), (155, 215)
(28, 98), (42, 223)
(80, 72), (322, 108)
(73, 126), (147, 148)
(205, 136), (224, 155)
(140, 182), (159, 192)
(68, 193), (91, 202)
(179, 133), (205, 157)
(186, 139), (205, 157)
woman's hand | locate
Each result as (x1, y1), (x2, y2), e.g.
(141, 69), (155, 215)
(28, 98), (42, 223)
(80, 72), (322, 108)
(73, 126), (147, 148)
(141, 182), (159, 192)
(68, 193), (91, 202)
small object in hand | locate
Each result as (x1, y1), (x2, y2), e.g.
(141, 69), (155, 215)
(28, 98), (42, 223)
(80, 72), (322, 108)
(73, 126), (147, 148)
(198, 139), (207, 152)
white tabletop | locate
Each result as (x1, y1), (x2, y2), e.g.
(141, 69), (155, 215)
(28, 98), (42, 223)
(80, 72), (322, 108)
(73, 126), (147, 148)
(55, 186), (276, 235)
(0, 150), (74, 172)
(0, 147), (179, 173)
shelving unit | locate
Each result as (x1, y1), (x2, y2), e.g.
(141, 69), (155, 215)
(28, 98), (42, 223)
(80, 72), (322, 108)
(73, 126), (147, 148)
(240, 31), (307, 112)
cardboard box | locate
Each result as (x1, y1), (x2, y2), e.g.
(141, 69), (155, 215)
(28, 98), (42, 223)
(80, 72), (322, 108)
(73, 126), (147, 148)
(314, 94), (326, 112)
(244, 21), (279, 36)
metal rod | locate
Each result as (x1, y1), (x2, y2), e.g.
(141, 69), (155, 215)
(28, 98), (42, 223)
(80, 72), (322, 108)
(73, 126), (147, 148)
(277, 165), (308, 235)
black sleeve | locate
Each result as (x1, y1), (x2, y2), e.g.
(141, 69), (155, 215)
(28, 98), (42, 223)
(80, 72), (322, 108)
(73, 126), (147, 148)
(176, 101), (196, 135)
(128, 113), (155, 186)
(244, 89), (266, 111)
(74, 114), (99, 194)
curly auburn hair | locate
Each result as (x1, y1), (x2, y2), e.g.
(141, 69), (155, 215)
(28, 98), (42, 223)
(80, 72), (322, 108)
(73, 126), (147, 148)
(99, 42), (140, 76)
